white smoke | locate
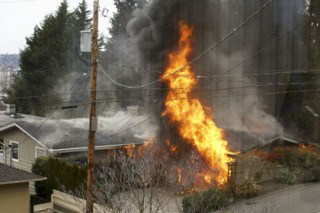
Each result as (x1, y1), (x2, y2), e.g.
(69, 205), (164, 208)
(18, 110), (158, 148)
(210, 52), (283, 136)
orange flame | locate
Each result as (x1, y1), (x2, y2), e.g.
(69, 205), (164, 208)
(124, 144), (136, 158)
(177, 167), (182, 183)
(161, 22), (233, 185)
(166, 139), (177, 154)
(143, 138), (153, 146)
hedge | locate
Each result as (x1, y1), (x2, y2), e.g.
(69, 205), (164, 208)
(182, 188), (229, 213)
(32, 156), (86, 200)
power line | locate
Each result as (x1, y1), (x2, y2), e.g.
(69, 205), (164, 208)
(99, 19), (312, 89)
(4, 64), (319, 102)
(3, 0), (309, 143)
(98, 0), (275, 89)
(2, 90), (89, 100)
(2, 84), (318, 145)
(11, 74), (84, 148)
(99, 111), (137, 133)
(96, 84), (319, 142)
(96, 88), (320, 141)
(49, 87), (320, 107)
(100, 17), (308, 89)
(95, 83), (194, 141)
(99, 2), (313, 91)
(4, 74), (318, 112)
(106, 60), (162, 74)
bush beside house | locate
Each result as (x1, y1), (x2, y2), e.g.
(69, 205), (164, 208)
(182, 188), (229, 213)
(32, 156), (86, 200)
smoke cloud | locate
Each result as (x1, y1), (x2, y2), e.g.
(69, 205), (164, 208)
(124, 0), (294, 149)
(48, 0), (304, 150)
(211, 51), (284, 136)
(18, 111), (157, 149)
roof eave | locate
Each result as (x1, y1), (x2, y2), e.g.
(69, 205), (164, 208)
(0, 177), (47, 186)
(51, 141), (146, 154)
(0, 122), (48, 150)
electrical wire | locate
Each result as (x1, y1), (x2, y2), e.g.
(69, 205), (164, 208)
(41, 80), (320, 107)
(99, 112), (137, 133)
(2, 79), (318, 146)
(3, 0), (310, 144)
(100, 20), (309, 89)
(8, 74), (84, 149)
(3, 66), (319, 102)
(46, 87), (320, 110)
(95, 83), (193, 141)
(98, 0), (275, 89)
(97, 90), (320, 141)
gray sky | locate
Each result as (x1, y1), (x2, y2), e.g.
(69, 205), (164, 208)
(0, 0), (116, 54)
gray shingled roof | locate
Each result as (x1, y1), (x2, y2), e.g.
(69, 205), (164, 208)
(0, 113), (152, 151)
(0, 114), (14, 126)
(0, 163), (46, 185)
(0, 113), (299, 153)
(224, 129), (278, 151)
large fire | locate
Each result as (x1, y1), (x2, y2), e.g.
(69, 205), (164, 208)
(161, 22), (234, 185)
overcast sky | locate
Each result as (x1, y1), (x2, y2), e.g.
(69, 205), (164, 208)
(0, 0), (116, 54)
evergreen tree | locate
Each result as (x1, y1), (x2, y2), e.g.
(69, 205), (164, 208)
(287, 0), (320, 142)
(5, 0), (91, 116)
(304, 0), (320, 69)
(304, 0), (320, 142)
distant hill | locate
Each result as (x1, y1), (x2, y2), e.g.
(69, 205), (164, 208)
(0, 54), (19, 69)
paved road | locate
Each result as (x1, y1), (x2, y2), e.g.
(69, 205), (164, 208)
(218, 182), (320, 213)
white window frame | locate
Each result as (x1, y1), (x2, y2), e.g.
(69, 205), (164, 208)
(35, 146), (46, 158)
(0, 142), (3, 156)
(9, 141), (19, 162)
(0, 142), (4, 163)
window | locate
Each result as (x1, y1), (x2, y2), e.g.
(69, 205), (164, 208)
(35, 147), (46, 158)
(0, 142), (3, 164)
(10, 141), (19, 161)
(0, 142), (3, 156)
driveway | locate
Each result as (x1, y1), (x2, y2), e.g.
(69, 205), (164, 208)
(218, 182), (320, 213)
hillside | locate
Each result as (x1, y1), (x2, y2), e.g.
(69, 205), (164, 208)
(0, 54), (19, 69)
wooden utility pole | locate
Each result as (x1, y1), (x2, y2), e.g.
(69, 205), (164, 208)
(86, 0), (99, 212)
(308, 0), (314, 73)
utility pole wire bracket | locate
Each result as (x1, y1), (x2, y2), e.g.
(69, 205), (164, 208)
(91, 117), (98, 131)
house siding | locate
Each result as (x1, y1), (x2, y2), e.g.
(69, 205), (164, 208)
(0, 182), (30, 213)
(0, 127), (47, 194)
(0, 128), (42, 171)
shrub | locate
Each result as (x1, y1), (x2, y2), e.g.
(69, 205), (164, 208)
(235, 152), (271, 181)
(278, 169), (297, 185)
(274, 146), (320, 170)
(32, 156), (86, 200)
(230, 152), (270, 198)
(235, 177), (262, 198)
(274, 147), (300, 168)
(182, 188), (229, 213)
(309, 167), (320, 182)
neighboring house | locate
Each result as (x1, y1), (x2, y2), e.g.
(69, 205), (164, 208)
(224, 129), (279, 152)
(0, 113), (148, 193)
(224, 128), (301, 152)
(0, 121), (47, 173)
(0, 163), (45, 213)
(250, 135), (300, 152)
(231, 135), (301, 185)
